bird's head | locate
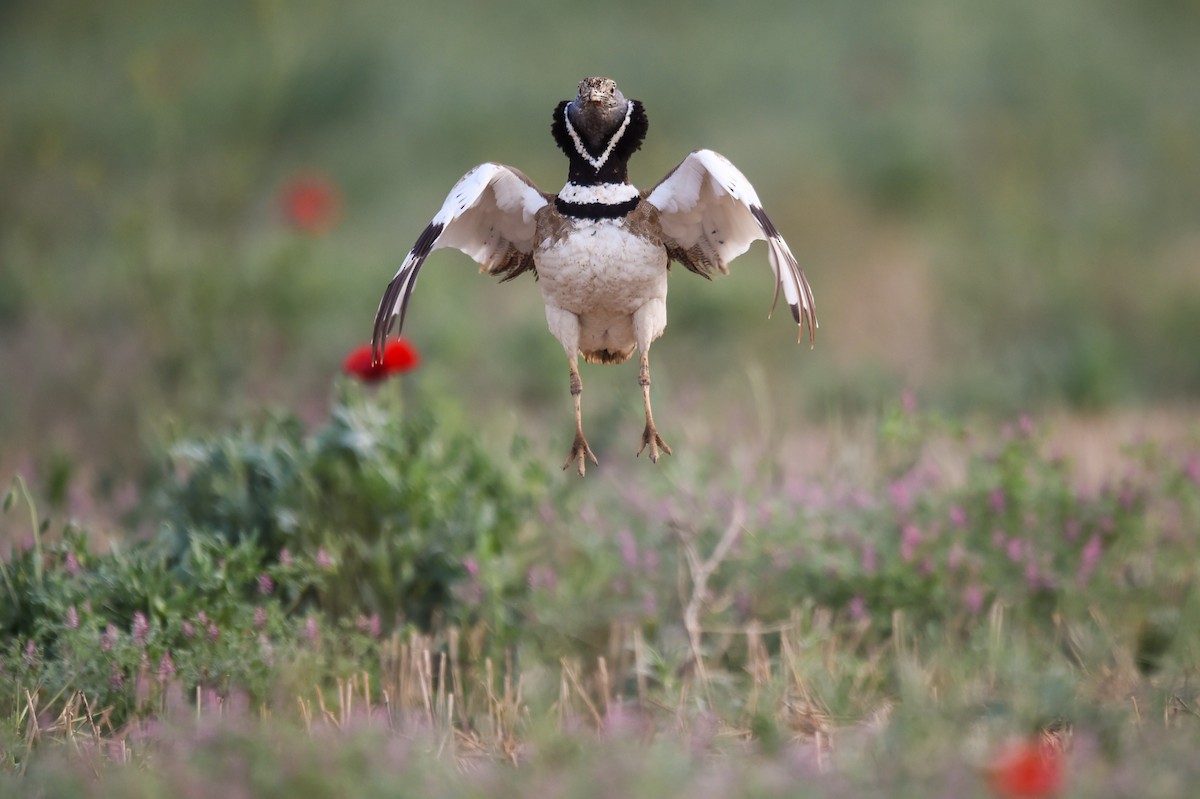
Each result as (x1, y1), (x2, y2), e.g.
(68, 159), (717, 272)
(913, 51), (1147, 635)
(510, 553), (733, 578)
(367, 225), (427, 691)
(567, 77), (629, 148)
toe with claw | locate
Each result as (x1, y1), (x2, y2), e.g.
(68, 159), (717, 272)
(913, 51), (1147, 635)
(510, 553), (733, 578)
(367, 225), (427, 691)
(637, 423), (672, 463)
(563, 432), (599, 476)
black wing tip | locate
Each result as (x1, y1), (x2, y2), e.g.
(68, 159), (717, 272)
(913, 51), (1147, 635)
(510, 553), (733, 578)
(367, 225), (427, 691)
(748, 204), (778, 238)
(369, 220), (446, 365)
(794, 298), (818, 348)
(371, 308), (394, 365)
(792, 276), (818, 348)
(788, 309), (815, 346)
(412, 221), (444, 260)
(751, 206), (817, 348)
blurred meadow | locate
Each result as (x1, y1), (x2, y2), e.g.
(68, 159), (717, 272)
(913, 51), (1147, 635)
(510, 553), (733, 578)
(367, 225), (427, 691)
(3, 0), (1200, 796)
(4, 0), (1199, 483)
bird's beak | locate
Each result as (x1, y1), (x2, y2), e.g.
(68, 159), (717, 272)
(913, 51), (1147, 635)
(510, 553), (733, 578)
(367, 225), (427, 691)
(586, 89), (605, 105)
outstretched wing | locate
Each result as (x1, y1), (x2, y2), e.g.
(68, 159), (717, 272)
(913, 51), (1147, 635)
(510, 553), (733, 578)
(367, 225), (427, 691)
(645, 149), (817, 345)
(372, 163), (549, 362)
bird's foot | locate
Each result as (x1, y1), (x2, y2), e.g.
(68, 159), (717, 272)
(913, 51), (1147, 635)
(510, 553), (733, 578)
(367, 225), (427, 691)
(562, 431), (599, 477)
(637, 423), (673, 463)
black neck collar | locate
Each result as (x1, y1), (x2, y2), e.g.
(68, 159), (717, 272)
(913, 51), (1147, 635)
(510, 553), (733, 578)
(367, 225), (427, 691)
(554, 195), (641, 220)
(551, 99), (649, 185)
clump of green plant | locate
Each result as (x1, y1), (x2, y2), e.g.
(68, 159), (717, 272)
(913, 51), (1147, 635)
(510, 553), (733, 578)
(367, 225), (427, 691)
(0, 486), (356, 727)
(148, 387), (547, 627)
(1, 389), (547, 734)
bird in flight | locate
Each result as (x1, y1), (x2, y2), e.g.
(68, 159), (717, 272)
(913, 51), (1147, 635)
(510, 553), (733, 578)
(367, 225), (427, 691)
(372, 77), (817, 475)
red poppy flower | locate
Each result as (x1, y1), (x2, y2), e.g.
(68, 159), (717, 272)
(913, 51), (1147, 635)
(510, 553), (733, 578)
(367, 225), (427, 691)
(986, 739), (1064, 798)
(281, 173), (340, 233)
(342, 338), (420, 382)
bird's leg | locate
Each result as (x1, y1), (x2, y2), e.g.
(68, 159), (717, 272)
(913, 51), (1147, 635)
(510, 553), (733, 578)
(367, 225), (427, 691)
(636, 350), (672, 462)
(563, 357), (598, 476)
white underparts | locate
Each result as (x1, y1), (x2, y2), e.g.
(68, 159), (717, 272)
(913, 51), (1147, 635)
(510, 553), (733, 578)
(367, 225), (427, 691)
(563, 101), (634, 171)
(557, 181), (640, 205)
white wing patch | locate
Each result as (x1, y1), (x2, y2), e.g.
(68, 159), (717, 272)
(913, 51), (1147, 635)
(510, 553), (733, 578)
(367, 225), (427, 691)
(646, 149), (817, 345)
(372, 164), (548, 360)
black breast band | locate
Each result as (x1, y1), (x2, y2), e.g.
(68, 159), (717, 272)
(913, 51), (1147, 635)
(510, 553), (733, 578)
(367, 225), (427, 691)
(554, 196), (641, 220)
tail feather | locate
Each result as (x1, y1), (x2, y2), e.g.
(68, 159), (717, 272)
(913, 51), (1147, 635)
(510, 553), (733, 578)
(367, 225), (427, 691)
(582, 347), (634, 365)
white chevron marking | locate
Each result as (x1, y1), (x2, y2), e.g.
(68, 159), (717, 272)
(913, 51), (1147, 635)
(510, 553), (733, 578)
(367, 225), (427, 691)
(563, 101), (634, 171)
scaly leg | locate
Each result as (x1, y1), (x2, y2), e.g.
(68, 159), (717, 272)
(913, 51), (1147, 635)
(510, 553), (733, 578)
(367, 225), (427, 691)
(545, 304), (597, 476)
(636, 350), (672, 462)
(563, 356), (598, 476)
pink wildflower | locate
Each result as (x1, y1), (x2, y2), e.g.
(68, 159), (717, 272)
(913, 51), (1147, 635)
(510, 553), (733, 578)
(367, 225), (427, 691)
(848, 595), (869, 622)
(642, 548), (659, 573)
(618, 529), (639, 570)
(355, 613), (381, 638)
(900, 523), (922, 563)
(642, 590), (658, 618)
(1186, 455), (1200, 487)
(1077, 534), (1102, 587)
(1025, 560), (1041, 589)
(860, 541), (878, 575)
(132, 612), (149, 646)
(527, 565), (558, 592)
(101, 624), (118, 651)
(964, 585), (985, 615)
(889, 479), (916, 514)
(948, 541), (966, 570)
(1118, 482), (1137, 511)
(1063, 518), (1080, 541)
(1017, 414), (1035, 438)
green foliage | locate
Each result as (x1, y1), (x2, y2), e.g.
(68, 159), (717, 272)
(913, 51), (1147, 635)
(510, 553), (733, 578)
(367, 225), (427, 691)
(3, 404), (1200, 794)
(150, 387), (546, 627)
(0, 391), (548, 733)
(0, 509), (344, 725)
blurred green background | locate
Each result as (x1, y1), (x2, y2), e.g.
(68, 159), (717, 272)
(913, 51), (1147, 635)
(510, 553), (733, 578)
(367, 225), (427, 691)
(2, 0), (1198, 491)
